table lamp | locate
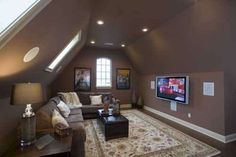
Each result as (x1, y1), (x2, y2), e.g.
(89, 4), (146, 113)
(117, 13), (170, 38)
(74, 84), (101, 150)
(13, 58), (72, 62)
(11, 83), (43, 146)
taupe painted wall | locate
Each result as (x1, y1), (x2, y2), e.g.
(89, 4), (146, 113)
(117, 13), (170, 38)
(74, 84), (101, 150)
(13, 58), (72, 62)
(0, 0), (91, 98)
(0, 0), (91, 155)
(51, 47), (137, 104)
(126, 0), (236, 135)
(139, 72), (225, 135)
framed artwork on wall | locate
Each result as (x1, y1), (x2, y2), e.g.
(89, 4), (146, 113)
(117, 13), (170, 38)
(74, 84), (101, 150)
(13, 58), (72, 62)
(116, 68), (131, 90)
(74, 67), (91, 91)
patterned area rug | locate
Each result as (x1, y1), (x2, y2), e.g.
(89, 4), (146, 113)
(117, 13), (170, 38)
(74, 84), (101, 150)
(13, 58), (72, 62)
(84, 110), (220, 157)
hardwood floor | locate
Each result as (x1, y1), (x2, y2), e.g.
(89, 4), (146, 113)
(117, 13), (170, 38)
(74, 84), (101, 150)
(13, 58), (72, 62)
(139, 109), (236, 157)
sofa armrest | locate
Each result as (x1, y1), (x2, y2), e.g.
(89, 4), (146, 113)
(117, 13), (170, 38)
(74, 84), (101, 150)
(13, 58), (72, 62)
(69, 122), (86, 141)
(71, 128), (86, 157)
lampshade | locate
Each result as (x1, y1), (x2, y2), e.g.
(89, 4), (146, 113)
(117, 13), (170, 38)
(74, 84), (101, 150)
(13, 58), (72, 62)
(11, 83), (43, 105)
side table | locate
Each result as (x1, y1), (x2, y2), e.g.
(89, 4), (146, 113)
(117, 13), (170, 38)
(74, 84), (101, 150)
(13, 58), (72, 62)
(8, 132), (72, 157)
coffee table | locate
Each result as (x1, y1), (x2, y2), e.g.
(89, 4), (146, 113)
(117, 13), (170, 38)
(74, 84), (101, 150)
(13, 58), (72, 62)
(97, 109), (129, 141)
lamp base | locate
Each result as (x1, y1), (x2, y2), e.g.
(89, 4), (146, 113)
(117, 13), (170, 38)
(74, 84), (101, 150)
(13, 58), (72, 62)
(20, 115), (36, 147)
(21, 139), (36, 147)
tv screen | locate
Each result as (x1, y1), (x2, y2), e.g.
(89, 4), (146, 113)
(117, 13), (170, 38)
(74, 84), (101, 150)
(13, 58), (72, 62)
(156, 76), (189, 104)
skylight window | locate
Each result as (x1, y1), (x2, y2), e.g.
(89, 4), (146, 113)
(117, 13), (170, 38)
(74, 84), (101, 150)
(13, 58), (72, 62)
(0, 0), (52, 49)
(45, 30), (82, 72)
(0, 0), (38, 34)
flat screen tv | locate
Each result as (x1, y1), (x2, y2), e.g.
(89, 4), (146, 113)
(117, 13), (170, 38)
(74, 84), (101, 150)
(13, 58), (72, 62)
(156, 76), (189, 104)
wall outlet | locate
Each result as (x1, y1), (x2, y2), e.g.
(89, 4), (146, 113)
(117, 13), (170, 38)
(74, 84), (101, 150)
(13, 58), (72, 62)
(188, 113), (191, 118)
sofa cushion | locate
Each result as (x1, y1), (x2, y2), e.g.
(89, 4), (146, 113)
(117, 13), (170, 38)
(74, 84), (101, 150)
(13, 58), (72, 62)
(81, 104), (104, 114)
(36, 100), (59, 130)
(57, 100), (70, 117)
(50, 96), (61, 105)
(78, 92), (112, 105)
(66, 113), (84, 123)
(70, 108), (83, 115)
(77, 92), (92, 105)
(51, 110), (69, 128)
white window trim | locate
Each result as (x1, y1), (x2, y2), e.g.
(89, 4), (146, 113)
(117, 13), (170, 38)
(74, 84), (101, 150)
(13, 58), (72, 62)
(0, 0), (52, 50)
(96, 57), (112, 89)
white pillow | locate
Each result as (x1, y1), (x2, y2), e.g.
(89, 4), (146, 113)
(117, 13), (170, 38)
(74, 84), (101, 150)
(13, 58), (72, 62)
(58, 92), (82, 109)
(51, 110), (69, 128)
(57, 100), (70, 117)
(90, 95), (102, 105)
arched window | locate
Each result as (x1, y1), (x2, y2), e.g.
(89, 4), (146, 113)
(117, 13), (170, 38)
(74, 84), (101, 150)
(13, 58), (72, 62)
(96, 58), (112, 88)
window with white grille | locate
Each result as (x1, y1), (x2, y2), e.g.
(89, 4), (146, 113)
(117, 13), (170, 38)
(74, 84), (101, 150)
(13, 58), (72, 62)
(96, 58), (112, 88)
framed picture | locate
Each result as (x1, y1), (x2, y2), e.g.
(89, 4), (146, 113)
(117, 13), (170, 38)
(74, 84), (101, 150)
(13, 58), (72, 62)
(74, 68), (91, 91)
(116, 68), (131, 90)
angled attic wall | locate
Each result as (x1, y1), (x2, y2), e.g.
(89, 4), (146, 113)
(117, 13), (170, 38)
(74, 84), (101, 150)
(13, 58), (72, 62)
(0, 0), (91, 98)
(126, 0), (236, 135)
(0, 0), (91, 155)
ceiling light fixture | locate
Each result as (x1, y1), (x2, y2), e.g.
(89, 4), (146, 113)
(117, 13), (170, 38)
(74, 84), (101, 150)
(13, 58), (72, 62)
(142, 27), (149, 32)
(121, 44), (125, 47)
(97, 20), (104, 25)
(90, 40), (95, 44)
(104, 42), (114, 46)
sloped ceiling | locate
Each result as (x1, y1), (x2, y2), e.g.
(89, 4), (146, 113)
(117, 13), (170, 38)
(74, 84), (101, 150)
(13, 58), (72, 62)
(0, 0), (91, 98)
(126, 0), (236, 74)
(0, 0), (197, 98)
(87, 0), (195, 49)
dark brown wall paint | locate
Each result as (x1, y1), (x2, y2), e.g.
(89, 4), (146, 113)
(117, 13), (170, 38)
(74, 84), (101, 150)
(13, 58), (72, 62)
(87, 0), (195, 49)
(139, 72), (225, 135)
(0, 0), (91, 155)
(126, 0), (236, 135)
(51, 47), (137, 104)
(0, 97), (43, 155)
(0, 0), (91, 98)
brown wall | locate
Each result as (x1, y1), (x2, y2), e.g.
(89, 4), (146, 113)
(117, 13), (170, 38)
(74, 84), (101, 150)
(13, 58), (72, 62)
(0, 97), (43, 155)
(0, 0), (91, 155)
(0, 0), (91, 98)
(126, 0), (236, 135)
(139, 72), (225, 135)
(51, 47), (137, 104)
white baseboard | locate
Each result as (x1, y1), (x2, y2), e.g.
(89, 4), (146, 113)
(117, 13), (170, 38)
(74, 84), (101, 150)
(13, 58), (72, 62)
(144, 105), (236, 143)
(225, 133), (236, 143)
(120, 104), (132, 109)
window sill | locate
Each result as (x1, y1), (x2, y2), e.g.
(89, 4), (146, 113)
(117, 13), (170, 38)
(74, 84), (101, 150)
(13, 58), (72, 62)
(96, 86), (112, 90)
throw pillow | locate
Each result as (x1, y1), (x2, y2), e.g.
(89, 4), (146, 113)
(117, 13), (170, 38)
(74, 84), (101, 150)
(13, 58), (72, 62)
(51, 110), (69, 128)
(90, 95), (102, 105)
(57, 100), (70, 117)
(58, 92), (82, 109)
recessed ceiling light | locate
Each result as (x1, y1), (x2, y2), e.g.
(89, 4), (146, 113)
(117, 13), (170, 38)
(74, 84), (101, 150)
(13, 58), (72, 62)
(90, 40), (95, 44)
(121, 44), (125, 47)
(23, 47), (39, 63)
(142, 27), (149, 32)
(97, 20), (104, 25)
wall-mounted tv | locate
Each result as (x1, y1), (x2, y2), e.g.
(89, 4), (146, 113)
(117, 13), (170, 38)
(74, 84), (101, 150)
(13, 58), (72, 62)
(156, 76), (189, 104)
